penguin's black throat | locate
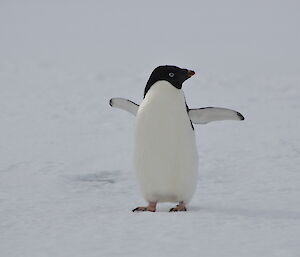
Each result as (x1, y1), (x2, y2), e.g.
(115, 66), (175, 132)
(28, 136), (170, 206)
(144, 65), (195, 97)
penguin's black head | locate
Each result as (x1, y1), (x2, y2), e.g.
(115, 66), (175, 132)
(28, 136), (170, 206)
(144, 65), (195, 97)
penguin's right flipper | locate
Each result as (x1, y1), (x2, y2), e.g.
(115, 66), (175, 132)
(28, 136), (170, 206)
(109, 98), (139, 116)
(188, 107), (245, 124)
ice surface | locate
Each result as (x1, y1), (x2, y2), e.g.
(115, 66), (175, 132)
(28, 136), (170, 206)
(1, 1), (300, 257)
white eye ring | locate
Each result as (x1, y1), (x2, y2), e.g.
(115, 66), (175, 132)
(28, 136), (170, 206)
(169, 72), (175, 77)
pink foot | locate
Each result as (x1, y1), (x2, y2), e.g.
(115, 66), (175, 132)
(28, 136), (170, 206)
(132, 202), (157, 212)
(169, 202), (187, 212)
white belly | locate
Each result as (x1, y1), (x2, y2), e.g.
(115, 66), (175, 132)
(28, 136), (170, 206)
(134, 81), (198, 203)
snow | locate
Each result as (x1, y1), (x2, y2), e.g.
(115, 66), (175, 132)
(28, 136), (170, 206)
(1, 1), (300, 256)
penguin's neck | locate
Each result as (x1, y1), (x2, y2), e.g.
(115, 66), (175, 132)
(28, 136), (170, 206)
(143, 81), (185, 109)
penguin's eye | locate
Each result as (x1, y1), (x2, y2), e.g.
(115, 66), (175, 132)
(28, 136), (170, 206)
(169, 72), (175, 77)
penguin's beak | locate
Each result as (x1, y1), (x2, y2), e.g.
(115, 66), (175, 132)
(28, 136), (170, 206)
(187, 70), (195, 78)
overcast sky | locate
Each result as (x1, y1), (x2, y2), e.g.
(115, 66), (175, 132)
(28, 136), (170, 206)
(1, 0), (299, 75)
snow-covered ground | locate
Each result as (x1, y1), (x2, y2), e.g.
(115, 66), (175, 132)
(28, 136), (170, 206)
(1, 1), (300, 257)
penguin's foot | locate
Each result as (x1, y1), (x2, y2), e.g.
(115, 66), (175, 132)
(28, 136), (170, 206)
(132, 202), (157, 212)
(169, 202), (187, 212)
(132, 206), (155, 212)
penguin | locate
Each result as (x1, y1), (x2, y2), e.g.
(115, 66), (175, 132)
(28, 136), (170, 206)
(109, 65), (244, 212)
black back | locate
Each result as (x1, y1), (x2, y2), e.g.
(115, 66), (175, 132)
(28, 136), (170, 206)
(144, 65), (193, 97)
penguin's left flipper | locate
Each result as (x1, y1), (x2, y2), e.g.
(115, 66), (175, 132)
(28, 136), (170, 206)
(189, 107), (245, 124)
(109, 98), (139, 116)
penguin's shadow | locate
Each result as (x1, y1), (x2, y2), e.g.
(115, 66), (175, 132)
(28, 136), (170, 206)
(75, 170), (121, 185)
(191, 205), (300, 220)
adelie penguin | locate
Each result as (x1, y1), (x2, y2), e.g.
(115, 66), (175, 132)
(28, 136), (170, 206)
(109, 65), (244, 212)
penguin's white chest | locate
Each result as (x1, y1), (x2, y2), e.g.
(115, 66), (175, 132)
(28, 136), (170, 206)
(134, 81), (198, 203)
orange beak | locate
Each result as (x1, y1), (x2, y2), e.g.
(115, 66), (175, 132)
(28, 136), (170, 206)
(187, 70), (195, 77)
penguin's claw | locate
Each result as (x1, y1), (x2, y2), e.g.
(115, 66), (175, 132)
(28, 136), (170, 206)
(132, 206), (156, 212)
(169, 205), (187, 212)
(132, 202), (157, 212)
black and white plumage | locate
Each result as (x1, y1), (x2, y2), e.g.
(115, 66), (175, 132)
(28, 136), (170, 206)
(109, 65), (244, 212)
(110, 98), (244, 124)
(109, 98), (139, 116)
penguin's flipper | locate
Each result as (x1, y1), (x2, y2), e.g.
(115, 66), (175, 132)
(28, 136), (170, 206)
(109, 98), (139, 116)
(189, 107), (245, 124)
